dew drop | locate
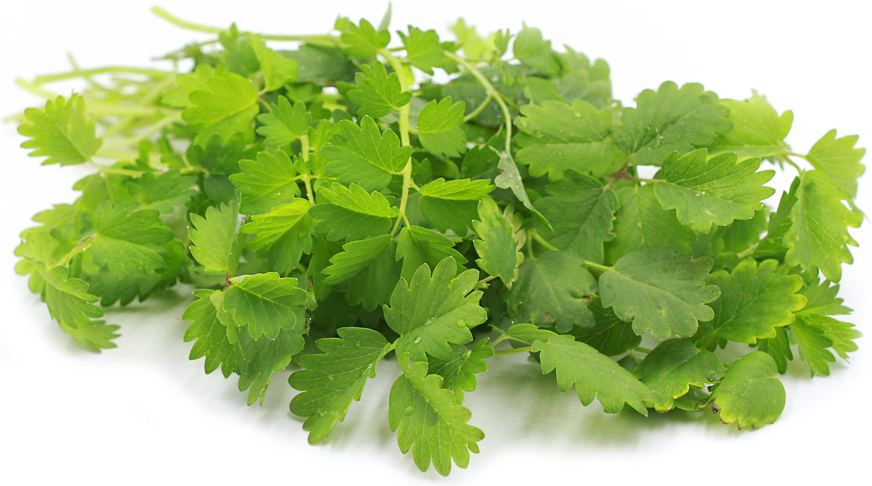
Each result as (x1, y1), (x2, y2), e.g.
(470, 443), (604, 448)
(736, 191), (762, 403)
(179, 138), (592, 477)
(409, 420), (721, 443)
(403, 405), (414, 415)
(414, 337), (422, 344)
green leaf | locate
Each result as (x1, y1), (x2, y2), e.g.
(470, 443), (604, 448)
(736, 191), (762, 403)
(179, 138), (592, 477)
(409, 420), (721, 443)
(256, 96), (312, 147)
(186, 132), (248, 175)
(235, 324), (305, 405)
(534, 170), (618, 263)
(494, 152), (550, 229)
(249, 34), (299, 92)
(18, 94), (101, 165)
(310, 182), (398, 241)
(814, 315), (861, 360)
(389, 360), (484, 476)
(604, 185), (695, 265)
(710, 94), (793, 159)
(531, 335), (655, 415)
(239, 199), (314, 273)
(706, 259), (806, 344)
(796, 279), (852, 317)
(183, 69), (259, 145)
(224, 272), (308, 340)
(653, 149), (775, 233)
(347, 61), (411, 118)
(507, 251), (596, 333)
(709, 352), (785, 430)
(758, 327), (793, 374)
(127, 170), (197, 214)
(396, 226), (467, 282)
(163, 64), (216, 108)
(416, 97), (467, 158)
(599, 249), (720, 339)
(418, 178), (494, 234)
(400, 27), (443, 74)
(473, 196), (522, 287)
(336, 18), (390, 57)
(791, 316), (836, 377)
(569, 298), (640, 356)
(230, 150), (300, 214)
(384, 258), (486, 362)
(428, 339), (494, 403)
(611, 81), (730, 166)
(289, 327), (391, 443)
(89, 202), (174, 276)
(513, 26), (561, 75)
(322, 234), (393, 284)
(514, 100), (624, 180)
(322, 117), (412, 191)
(189, 198), (241, 275)
(804, 129), (865, 198)
(634, 339), (725, 412)
(784, 170), (860, 282)
(182, 289), (236, 378)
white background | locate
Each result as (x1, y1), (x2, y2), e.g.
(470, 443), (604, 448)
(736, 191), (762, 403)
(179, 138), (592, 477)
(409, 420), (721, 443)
(1, 1), (870, 484)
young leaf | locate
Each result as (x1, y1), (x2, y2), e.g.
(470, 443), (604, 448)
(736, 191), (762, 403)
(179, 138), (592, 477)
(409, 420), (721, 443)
(709, 352), (785, 430)
(791, 316), (836, 377)
(230, 150), (300, 214)
(396, 226), (467, 282)
(418, 178), (494, 234)
(531, 335), (656, 415)
(224, 272), (308, 340)
(235, 325), (305, 405)
(310, 183), (398, 241)
(163, 64), (216, 108)
(322, 117), (412, 191)
(653, 149), (775, 233)
(804, 129), (865, 198)
(513, 26), (561, 75)
(189, 198), (241, 275)
(256, 96), (312, 147)
(182, 289), (236, 377)
(289, 327), (391, 443)
(384, 258), (486, 362)
(18, 95), (102, 165)
(249, 34), (299, 92)
(389, 361), (484, 476)
(182, 70), (259, 145)
(598, 249), (720, 339)
(473, 196), (522, 287)
(89, 202), (174, 277)
(634, 339), (725, 412)
(428, 339), (494, 404)
(710, 94), (793, 159)
(399, 27), (443, 74)
(347, 61), (411, 118)
(416, 97), (467, 158)
(336, 18), (390, 57)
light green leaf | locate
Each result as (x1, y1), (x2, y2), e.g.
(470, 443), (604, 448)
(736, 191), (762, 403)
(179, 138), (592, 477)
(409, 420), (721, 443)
(653, 149), (775, 233)
(494, 152), (550, 229)
(599, 249), (720, 339)
(323, 117), (412, 191)
(804, 129), (865, 198)
(634, 339), (725, 412)
(347, 61), (411, 118)
(791, 316), (836, 377)
(428, 339), (494, 403)
(514, 100), (624, 180)
(189, 198), (241, 275)
(163, 64), (216, 108)
(418, 178), (494, 234)
(182, 289), (236, 378)
(707, 259), (806, 344)
(224, 272), (308, 340)
(240, 198), (311, 251)
(501, 323), (557, 345)
(416, 97), (467, 158)
(473, 196), (522, 287)
(235, 325), (305, 405)
(289, 327), (391, 443)
(310, 182), (398, 241)
(507, 251), (596, 333)
(396, 226), (467, 282)
(249, 34), (299, 92)
(18, 94), (102, 165)
(127, 171), (197, 214)
(336, 18), (390, 57)
(534, 170), (618, 263)
(230, 150), (300, 214)
(256, 96), (312, 147)
(400, 27), (443, 74)
(513, 26), (561, 75)
(183, 70), (259, 145)
(89, 202), (174, 276)
(709, 352), (785, 430)
(531, 335), (655, 415)
(784, 170), (860, 282)
(384, 258), (486, 362)
(322, 234), (394, 285)
(710, 94), (793, 159)
(796, 279), (852, 317)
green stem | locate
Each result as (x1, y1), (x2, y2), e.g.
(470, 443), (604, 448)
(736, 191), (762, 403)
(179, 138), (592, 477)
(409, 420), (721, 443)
(88, 105), (180, 117)
(583, 260), (612, 273)
(493, 346), (532, 357)
(780, 153), (803, 174)
(464, 92), (493, 122)
(736, 243), (759, 259)
(15, 78), (57, 99)
(53, 234), (96, 268)
(300, 135), (316, 206)
(528, 230), (558, 252)
(89, 163), (146, 177)
(102, 111), (184, 149)
(445, 52), (512, 153)
(379, 48), (415, 236)
(33, 67), (173, 84)
(635, 346), (653, 354)
(95, 148), (141, 161)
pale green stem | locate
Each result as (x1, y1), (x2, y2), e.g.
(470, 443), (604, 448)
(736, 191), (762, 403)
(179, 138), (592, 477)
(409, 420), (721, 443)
(53, 234), (96, 268)
(33, 67), (173, 84)
(528, 230), (558, 252)
(300, 135), (316, 206)
(583, 260), (612, 273)
(15, 78), (57, 99)
(464, 92), (493, 122)
(102, 111), (183, 149)
(444, 51), (512, 153)
(379, 48), (415, 236)
(493, 346), (532, 357)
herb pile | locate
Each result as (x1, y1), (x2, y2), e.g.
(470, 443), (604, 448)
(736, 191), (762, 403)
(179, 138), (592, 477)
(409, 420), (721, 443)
(11, 6), (865, 476)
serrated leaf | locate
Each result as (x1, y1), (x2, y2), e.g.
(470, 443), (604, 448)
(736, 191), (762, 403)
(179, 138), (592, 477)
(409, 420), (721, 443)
(653, 149), (775, 233)
(710, 94), (793, 159)
(513, 26), (561, 75)
(805, 129), (865, 198)
(256, 96), (312, 147)
(384, 258), (486, 362)
(634, 339), (725, 412)
(416, 97), (467, 158)
(534, 170), (618, 263)
(183, 70), (259, 145)
(418, 178), (494, 234)
(494, 152), (550, 229)
(710, 352), (785, 430)
(396, 226), (467, 282)
(706, 259), (806, 344)
(758, 327), (793, 374)
(501, 323), (557, 345)
(507, 251), (596, 333)
(604, 185), (696, 265)
(224, 272), (308, 340)
(784, 170), (860, 282)
(389, 360), (484, 476)
(400, 27), (443, 74)
(796, 279), (852, 317)
(791, 316), (836, 377)
(163, 64), (216, 108)
(18, 94), (101, 165)
(611, 82), (730, 166)
(599, 249), (720, 339)
(189, 198), (241, 275)
(336, 18), (390, 57)
(569, 298), (640, 356)
(815, 315), (861, 360)
(249, 34), (299, 92)
(347, 61), (411, 118)
(322, 234), (394, 284)
(428, 339), (494, 404)
(186, 132), (248, 175)
(126, 170), (197, 213)
(235, 325), (304, 405)
(514, 100), (624, 180)
(323, 117), (412, 191)
(473, 196), (522, 287)
(531, 335), (655, 415)
(182, 289), (236, 377)
(239, 199), (314, 274)
(310, 183), (398, 241)
(289, 327), (391, 443)
(89, 201), (174, 276)
(230, 150), (300, 214)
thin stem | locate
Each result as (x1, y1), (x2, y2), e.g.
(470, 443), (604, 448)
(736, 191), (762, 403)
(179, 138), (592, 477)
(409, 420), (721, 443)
(300, 135), (316, 206)
(445, 52), (512, 153)
(89, 162), (145, 177)
(635, 346), (653, 354)
(780, 153), (803, 174)
(463, 92), (493, 122)
(529, 230), (558, 252)
(94, 148), (141, 161)
(480, 275), (497, 284)
(380, 48), (415, 236)
(626, 175), (664, 184)
(33, 66), (173, 84)
(53, 234), (96, 268)
(583, 260), (612, 273)
(102, 111), (183, 149)
(493, 346), (532, 357)
(736, 243), (759, 259)
(15, 78), (57, 99)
